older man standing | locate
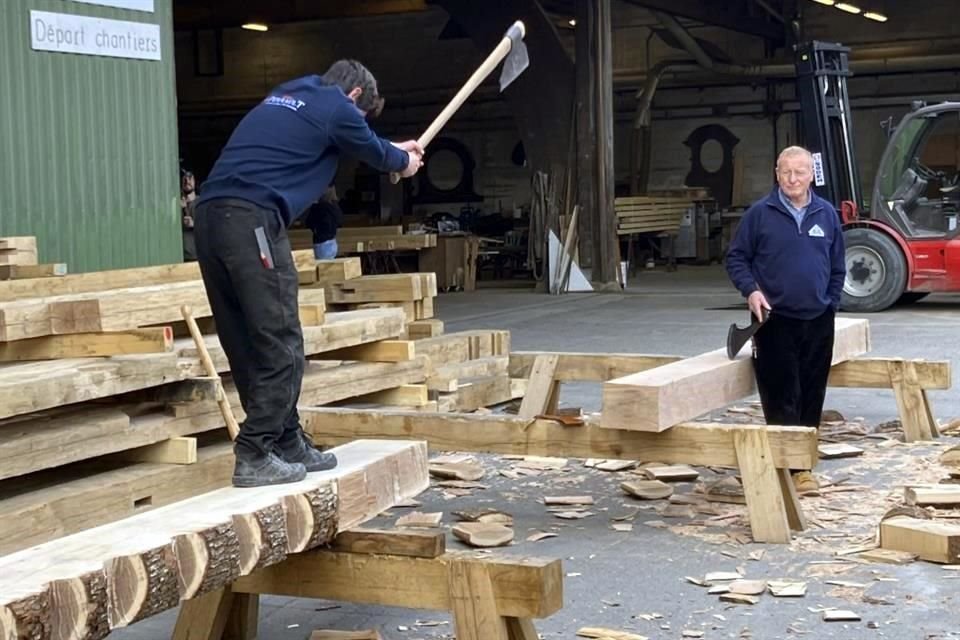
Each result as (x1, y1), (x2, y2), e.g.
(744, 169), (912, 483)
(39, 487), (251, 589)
(725, 146), (846, 491)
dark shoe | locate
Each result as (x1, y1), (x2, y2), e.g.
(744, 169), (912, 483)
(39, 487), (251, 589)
(232, 450), (307, 488)
(276, 431), (338, 472)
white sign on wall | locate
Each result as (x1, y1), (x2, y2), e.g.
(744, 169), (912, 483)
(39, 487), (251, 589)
(31, 10), (161, 61)
(812, 151), (826, 187)
(69, 0), (155, 12)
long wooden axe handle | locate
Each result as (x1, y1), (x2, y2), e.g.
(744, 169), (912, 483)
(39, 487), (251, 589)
(390, 20), (526, 184)
(180, 305), (241, 441)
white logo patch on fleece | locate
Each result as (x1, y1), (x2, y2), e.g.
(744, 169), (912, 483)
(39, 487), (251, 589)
(808, 224), (825, 238)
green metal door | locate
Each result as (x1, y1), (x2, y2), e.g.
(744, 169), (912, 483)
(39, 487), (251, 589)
(0, 0), (181, 272)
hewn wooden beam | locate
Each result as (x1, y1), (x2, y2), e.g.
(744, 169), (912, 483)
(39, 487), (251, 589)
(302, 408), (818, 470)
(0, 327), (173, 361)
(601, 318), (871, 432)
(231, 551), (562, 620)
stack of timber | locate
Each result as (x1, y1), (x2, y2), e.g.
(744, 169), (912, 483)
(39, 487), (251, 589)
(290, 225), (437, 255)
(613, 197), (693, 236)
(0, 249), (465, 555)
(299, 258), (439, 323)
(0, 438), (429, 640)
(0, 236), (67, 280)
(332, 273), (439, 323)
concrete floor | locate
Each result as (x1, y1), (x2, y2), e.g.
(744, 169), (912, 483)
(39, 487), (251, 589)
(117, 265), (960, 640)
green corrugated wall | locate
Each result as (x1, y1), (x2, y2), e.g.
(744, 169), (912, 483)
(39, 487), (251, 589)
(0, 0), (180, 272)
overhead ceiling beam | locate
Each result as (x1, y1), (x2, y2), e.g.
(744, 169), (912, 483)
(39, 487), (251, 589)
(619, 0), (784, 40)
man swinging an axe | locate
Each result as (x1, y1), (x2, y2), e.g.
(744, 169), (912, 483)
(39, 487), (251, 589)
(192, 23), (529, 488)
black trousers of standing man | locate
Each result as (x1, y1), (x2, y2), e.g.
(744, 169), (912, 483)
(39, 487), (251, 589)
(752, 308), (835, 428)
(193, 198), (305, 459)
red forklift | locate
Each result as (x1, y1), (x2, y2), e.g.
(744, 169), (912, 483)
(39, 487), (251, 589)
(795, 42), (960, 312)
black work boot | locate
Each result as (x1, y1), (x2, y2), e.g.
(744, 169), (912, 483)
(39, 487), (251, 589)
(232, 448), (307, 488)
(276, 431), (338, 472)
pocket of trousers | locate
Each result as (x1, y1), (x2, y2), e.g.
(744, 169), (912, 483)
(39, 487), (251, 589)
(253, 226), (275, 269)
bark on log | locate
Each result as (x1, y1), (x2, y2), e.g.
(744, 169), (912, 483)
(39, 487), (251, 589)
(172, 522), (241, 600)
(106, 545), (179, 628)
(50, 572), (109, 640)
(232, 503), (288, 575)
(282, 485), (339, 553)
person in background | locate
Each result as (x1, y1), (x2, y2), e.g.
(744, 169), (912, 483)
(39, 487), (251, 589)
(181, 170), (197, 262)
(304, 186), (342, 259)
(725, 145), (845, 493)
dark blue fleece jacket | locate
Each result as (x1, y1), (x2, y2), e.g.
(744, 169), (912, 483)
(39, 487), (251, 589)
(725, 188), (846, 320)
(197, 75), (409, 226)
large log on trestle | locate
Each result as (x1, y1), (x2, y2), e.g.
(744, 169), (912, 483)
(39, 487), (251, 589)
(0, 439), (427, 640)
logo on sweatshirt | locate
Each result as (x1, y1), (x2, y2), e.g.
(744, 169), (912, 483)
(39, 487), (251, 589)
(808, 224), (825, 238)
(263, 94), (306, 112)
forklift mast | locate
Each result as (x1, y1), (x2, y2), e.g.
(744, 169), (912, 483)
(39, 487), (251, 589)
(794, 41), (864, 213)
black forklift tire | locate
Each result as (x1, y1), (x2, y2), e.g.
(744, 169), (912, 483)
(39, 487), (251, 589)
(895, 291), (930, 305)
(840, 227), (908, 313)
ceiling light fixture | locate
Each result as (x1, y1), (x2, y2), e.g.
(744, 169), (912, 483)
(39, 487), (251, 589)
(863, 11), (888, 21)
(568, 19), (576, 26)
(811, 0), (835, 5)
(242, 22), (269, 32)
(834, 3), (862, 13)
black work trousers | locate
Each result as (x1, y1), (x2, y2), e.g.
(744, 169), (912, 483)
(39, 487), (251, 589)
(193, 198), (304, 458)
(752, 308), (835, 428)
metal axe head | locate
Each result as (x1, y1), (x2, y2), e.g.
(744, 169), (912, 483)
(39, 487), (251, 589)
(725, 309), (769, 359)
(499, 21), (530, 91)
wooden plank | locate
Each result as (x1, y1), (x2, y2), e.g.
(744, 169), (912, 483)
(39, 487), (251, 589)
(337, 235), (437, 254)
(356, 385), (429, 407)
(320, 340), (415, 363)
(331, 274), (423, 304)
(299, 304), (326, 327)
(0, 440), (428, 640)
(310, 257), (363, 291)
(600, 318), (870, 432)
(0, 237), (37, 252)
(0, 250), (317, 303)
(407, 319), (444, 339)
(331, 528), (445, 559)
(336, 225), (404, 239)
(511, 352), (951, 390)
(0, 263), (67, 280)
(444, 376), (516, 412)
(880, 516), (960, 564)
(905, 485), (960, 506)
(428, 356), (509, 393)
(0, 282), (322, 342)
(416, 296), (435, 320)
(118, 437), (198, 465)
(509, 351), (679, 382)
(518, 355), (560, 420)
(0, 353), (181, 421)
(829, 358), (951, 389)
(302, 409), (819, 470)
(178, 308), (406, 375)
(0, 327), (173, 361)
(0, 441), (237, 556)
(232, 551), (562, 620)
(449, 560), (509, 640)
(734, 428), (791, 544)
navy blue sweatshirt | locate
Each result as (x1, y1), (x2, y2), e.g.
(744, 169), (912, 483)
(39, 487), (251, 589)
(725, 188), (846, 320)
(197, 75), (409, 226)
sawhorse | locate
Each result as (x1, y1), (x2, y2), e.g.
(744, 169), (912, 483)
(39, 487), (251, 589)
(172, 529), (562, 640)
